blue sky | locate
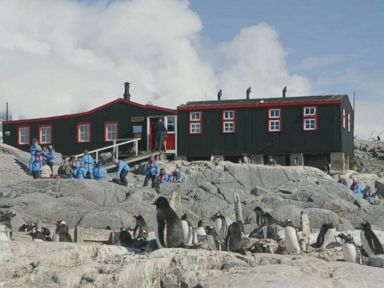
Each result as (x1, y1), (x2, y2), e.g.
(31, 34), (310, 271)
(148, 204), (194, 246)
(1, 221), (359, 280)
(1, 0), (383, 139)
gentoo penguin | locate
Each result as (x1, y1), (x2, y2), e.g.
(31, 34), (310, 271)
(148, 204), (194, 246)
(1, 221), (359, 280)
(119, 227), (134, 247)
(29, 227), (46, 242)
(313, 223), (336, 249)
(211, 211), (228, 244)
(181, 213), (194, 246)
(0, 210), (16, 239)
(360, 222), (384, 257)
(338, 233), (361, 264)
(133, 215), (148, 241)
(225, 221), (244, 254)
(18, 222), (37, 232)
(52, 220), (73, 242)
(153, 196), (184, 248)
(284, 219), (300, 254)
(206, 226), (222, 250)
(299, 211), (311, 252)
(245, 206), (265, 226)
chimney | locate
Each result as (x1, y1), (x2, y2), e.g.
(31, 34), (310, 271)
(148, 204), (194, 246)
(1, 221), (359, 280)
(123, 82), (131, 101)
(282, 86), (287, 98)
(6, 102), (9, 121)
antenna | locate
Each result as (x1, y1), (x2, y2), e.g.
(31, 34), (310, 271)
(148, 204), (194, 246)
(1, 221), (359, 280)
(6, 102), (9, 121)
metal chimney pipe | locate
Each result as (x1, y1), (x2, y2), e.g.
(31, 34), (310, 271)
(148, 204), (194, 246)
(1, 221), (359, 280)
(123, 82), (131, 101)
(6, 102), (8, 121)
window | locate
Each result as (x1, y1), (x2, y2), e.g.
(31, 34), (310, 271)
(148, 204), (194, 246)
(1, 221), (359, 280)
(17, 126), (30, 145)
(77, 123), (91, 143)
(303, 106), (317, 131)
(104, 121), (118, 141)
(39, 125), (52, 144)
(342, 109), (346, 129)
(222, 110), (236, 133)
(348, 113), (351, 132)
(268, 108), (281, 132)
(189, 112), (202, 135)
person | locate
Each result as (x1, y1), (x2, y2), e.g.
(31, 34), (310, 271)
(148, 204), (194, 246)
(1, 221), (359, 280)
(143, 154), (159, 188)
(29, 138), (41, 174)
(155, 168), (170, 187)
(46, 145), (56, 175)
(154, 118), (167, 151)
(58, 160), (73, 178)
(378, 136), (381, 142)
(40, 161), (52, 178)
(93, 162), (106, 181)
(72, 163), (88, 179)
(81, 150), (95, 179)
(338, 176), (348, 187)
(350, 179), (363, 197)
(169, 169), (184, 183)
(114, 159), (130, 186)
(31, 151), (43, 179)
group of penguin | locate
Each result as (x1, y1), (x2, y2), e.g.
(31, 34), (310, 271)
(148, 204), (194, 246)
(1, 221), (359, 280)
(19, 220), (73, 242)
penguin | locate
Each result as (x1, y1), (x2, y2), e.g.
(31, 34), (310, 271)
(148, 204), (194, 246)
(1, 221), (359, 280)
(360, 222), (384, 257)
(299, 211), (311, 252)
(29, 227), (46, 242)
(52, 220), (73, 242)
(0, 210), (16, 239)
(338, 233), (361, 264)
(206, 226), (222, 250)
(284, 219), (300, 254)
(180, 213), (194, 246)
(133, 215), (148, 241)
(211, 211), (227, 245)
(0, 224), (11, 241)
(153, 196), (184, 248)
(313, 223), (336, 249)
(225, 221), (244, 254)
(245, 206), (265, 226)
(119, 227), (134, 247)
(18, 222), (37, 232)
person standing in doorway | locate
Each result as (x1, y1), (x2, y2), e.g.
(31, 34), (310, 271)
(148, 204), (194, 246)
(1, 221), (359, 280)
(155, 118), (167, 151)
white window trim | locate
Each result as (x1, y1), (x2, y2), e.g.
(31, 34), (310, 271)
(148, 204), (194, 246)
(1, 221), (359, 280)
(268, 119), (281, 132)
(269, 108), (281, 119)
(18, 127), (30, 145)
(343, 109), (346, 129)
(223, 110), (235, 120)
(189, 112), (201, 121)
(78, 124), (90, 143)
(303, 118), (317, 131)
(105, 123), (118, 141)
(348, 113), (351, 132)
(39, 126), (52, 144)
(189, 122), (201, 134)
(304, 106), (316, 116)
(223, 121), (235, 133)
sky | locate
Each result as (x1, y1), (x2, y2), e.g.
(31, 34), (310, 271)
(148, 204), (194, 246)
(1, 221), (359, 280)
(0, 0), (383, 139)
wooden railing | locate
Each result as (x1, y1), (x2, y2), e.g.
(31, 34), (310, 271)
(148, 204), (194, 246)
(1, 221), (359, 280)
(69, 138), (141, 163)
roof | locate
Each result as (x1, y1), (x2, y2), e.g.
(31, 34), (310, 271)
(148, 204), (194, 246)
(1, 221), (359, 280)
(3, 98), (176, 125)
(178, 95), (348, 111)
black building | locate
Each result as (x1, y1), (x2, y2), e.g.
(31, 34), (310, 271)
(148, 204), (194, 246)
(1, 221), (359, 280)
(177, 95), (354, 170)
(2, 98), (177, 156)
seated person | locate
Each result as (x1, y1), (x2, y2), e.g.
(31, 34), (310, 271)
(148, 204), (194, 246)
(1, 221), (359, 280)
(93, 162), (106, 181)
(40, 161), (52, 178)
(72, 163), (88, 179)
(338, 176), (348, 187)
(350, 179), (363, 198)
(58, 160), (73, 178)
(155, 168), (170, 185)
(169, 169), (184, 183)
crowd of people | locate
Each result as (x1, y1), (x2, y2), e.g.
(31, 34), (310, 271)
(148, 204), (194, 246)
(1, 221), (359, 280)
(28, 139), (184, 188)
(338, 176), (377, 204)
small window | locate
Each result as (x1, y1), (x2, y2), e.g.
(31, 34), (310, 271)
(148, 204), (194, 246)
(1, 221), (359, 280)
(17, 126), (30, 145)
(104, 122), (118, 141)
(269, 109), (280, 119)
(167, 116), (175, 132)
(303, 106), (316, 116)
(343, 109), (346, 129)
(269, 120), (281, 132)
(189, 111), (202, 135)
(348, 113), (351, 132)
(39, 125), (52, 144)
(222, 110), (236, 134)
(304, 119), (317, 130)
(189, 122), (201, 134)
(190, 112), (201, 121)
(77, 123), (91, 143)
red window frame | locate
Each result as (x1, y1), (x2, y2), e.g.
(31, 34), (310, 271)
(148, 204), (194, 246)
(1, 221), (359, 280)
(222, 110), (236, 134)
(76, 122), (91, 143)
(104, 121), (119, 142)
(38, 124), (53, 144)
(188, 112), (202, 135)
(268, 108), (281, 132)
(303, 106), (318, 131)
(17, 125), (30, 145)
(348, 113), (351, 132)
(342, 109), (346, 129)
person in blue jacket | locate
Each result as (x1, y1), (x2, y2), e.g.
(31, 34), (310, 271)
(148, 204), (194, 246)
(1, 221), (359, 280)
(29, 138), (41, 173)
(81, 150), (95, 179)
(31, 151), (43, 179)
(46, 145), (56, 175)
(155, 168), (170, 185)
(72, 162), (88, 179)
(93, 162), (105, 181)
(114, 159), (130, 186)
(169, 169), (185, 183)
(143, 154), (159, 188)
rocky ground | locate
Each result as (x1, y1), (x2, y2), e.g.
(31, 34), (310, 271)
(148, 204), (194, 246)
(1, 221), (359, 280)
(1, 142), (384, 287)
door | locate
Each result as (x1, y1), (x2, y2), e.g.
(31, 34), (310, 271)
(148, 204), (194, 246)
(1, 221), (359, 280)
(165, 116), (176, 152)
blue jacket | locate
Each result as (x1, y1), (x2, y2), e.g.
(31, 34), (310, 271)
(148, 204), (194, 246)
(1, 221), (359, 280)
(116, 161), (130, 177)
(155, 174), (170, 184)
(93, 166), (105, 181)
(30, 143), (40, 156)
(31, 156), (43, 172)
(47, 149), (56, 164)
(73, 166), (88, 179)
(82, 155), (95, 173)
(145, 160), (159, 176)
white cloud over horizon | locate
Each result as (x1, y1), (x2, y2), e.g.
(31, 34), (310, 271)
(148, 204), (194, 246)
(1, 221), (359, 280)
(0, 0), (310, 121)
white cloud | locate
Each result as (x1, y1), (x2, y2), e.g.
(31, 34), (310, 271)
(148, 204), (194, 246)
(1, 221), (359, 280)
(0, 0), (309, 121)
(295, 55), (346, 71)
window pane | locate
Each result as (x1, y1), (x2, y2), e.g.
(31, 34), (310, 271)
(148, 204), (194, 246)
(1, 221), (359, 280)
(223, 121), (234, 133)
(190, 112), (200, 121)
(19, 127), (29, 144)
(106, 123), (117, 140)
(224, 111), (234, 120)
(190, 122), (200, 134)
(40, 127), (51, 143)
(79, 125), (89, 142)
(269, 109), (280, 118)
(167, 116), (175, 132)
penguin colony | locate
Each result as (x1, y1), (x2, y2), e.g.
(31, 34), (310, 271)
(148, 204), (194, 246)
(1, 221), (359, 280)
(2, 198), (384, 266)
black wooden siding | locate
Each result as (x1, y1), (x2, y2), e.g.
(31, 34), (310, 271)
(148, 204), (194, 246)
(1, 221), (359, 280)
(3, 101), (173, 156)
